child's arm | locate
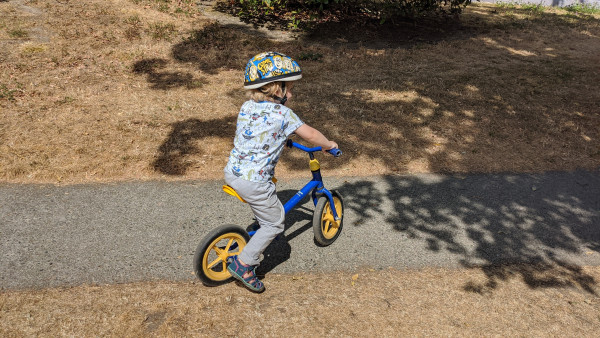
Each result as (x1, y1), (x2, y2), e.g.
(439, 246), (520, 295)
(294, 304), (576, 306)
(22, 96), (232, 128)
(294, 124), (338, 150)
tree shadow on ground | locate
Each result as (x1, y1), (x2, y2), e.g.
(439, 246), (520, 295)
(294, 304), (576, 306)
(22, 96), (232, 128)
(156, 8), (599, 175)
(171, 22), (274, 75)
(153, 116), (235, 175)
(338, 171), (600, 294)
(305, 16), (475, 50)
(139, 6), (600, 292)
(132, 58), (205, 90)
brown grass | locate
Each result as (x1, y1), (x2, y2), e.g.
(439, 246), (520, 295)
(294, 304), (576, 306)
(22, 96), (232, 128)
(0, 0), (598, 184)
(1, 266), (599, 336)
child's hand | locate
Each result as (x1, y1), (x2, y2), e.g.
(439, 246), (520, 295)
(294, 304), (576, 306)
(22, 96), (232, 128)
(323, 141), (338, 152)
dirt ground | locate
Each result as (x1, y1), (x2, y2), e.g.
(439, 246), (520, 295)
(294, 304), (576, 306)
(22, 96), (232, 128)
(1, 0), (599, 335)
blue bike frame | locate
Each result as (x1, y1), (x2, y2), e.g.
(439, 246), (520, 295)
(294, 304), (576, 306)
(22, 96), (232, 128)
(247, 140), (342, 237)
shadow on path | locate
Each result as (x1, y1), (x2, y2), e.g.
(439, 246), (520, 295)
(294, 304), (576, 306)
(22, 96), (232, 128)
(338, 171), (600, 294)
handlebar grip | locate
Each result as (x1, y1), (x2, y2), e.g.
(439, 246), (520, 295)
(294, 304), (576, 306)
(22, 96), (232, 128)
(327, 148), (342, 157)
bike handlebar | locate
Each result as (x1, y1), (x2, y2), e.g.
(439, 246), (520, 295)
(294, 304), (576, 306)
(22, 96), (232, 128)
(286, 140), (342, 157)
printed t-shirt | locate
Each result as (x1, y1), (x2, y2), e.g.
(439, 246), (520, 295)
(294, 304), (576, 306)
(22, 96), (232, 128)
(224, 100), (304, 182)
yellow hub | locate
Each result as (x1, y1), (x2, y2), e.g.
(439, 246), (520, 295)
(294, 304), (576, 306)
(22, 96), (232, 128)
(320, 197), (342, 239)
(202, 233), (246, 281)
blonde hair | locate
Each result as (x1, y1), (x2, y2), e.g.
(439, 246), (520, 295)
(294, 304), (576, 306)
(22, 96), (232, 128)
(247, 81), (283, 103)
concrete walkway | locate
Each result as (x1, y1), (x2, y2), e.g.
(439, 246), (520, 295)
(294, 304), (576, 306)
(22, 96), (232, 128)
(1, 170), (599, 290)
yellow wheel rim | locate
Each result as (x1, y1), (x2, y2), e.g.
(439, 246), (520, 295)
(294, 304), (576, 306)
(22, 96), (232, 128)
(202, 232), (246, 282)
(320, 197), (342, 240)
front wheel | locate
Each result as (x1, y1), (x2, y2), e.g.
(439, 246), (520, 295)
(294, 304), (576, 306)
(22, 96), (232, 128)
(312, 190), (344, 246)
(193, 224), (250, 286)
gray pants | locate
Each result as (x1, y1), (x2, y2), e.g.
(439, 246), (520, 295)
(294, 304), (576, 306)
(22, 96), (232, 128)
(224, 171), (285, 266)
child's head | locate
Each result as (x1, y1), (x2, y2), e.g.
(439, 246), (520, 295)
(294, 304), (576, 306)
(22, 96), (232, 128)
(244, 52), (301, 105)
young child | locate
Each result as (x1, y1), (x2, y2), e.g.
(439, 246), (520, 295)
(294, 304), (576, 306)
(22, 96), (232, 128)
(224, 51), (338, 293)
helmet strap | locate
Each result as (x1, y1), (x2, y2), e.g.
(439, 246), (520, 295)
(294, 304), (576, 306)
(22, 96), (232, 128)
(272, 82), (287, 105)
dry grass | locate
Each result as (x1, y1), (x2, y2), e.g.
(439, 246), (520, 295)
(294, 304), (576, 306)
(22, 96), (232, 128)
(1, 266), (599, 336)
(0, 0), (598, 184)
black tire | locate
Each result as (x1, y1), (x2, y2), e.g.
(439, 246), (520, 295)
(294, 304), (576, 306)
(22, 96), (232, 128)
(193, 224), (250, 286)
(312, 190), (344, 246)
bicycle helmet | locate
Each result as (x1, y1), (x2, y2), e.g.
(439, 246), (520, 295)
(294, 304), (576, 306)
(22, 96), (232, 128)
(244, 52), (302, 90)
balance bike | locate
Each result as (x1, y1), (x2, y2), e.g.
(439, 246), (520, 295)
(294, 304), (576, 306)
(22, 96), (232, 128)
(193, 140), (344, 286)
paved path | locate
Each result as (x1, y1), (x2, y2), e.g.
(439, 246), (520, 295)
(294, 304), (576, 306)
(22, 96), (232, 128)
(2, 171), (599, 290)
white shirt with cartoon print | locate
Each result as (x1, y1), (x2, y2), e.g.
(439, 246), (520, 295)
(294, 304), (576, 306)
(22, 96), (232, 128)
(225, 100), (304, 183)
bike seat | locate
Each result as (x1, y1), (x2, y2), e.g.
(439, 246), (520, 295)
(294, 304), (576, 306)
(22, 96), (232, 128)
(222, 185), (247, 203)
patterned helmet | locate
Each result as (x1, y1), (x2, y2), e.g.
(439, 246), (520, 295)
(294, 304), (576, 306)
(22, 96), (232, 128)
(244, 52), (302, 89)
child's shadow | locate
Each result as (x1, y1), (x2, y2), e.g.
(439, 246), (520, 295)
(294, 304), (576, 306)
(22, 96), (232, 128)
(243, 189), (315, 277)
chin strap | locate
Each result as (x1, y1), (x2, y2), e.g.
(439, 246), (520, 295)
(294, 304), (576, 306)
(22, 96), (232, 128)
(272, 82), (287, 105)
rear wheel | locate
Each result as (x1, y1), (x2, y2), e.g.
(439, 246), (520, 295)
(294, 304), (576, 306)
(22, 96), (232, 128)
(193, 225), (250, 286)
(312, 190), (344, 246)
